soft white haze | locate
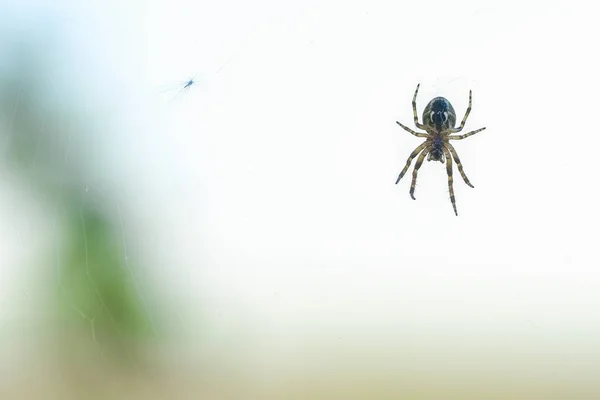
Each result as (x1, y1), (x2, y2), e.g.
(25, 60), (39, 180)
(144, 0), (600, 382)
(141, 0), (599, 329)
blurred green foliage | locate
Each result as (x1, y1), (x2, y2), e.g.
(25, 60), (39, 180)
(0, 39), (155, 362)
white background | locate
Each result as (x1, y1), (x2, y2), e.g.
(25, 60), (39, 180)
(2, 0), (600, 387)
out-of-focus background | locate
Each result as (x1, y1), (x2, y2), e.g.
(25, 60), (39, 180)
(1, 0), (600, 398)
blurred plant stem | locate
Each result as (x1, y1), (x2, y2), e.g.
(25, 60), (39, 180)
(1, 40), (155, 364)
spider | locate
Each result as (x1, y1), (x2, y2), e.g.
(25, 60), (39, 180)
(395, 84), (486, 216)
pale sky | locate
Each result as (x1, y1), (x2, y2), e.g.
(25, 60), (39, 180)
(139, 0), (600, 361)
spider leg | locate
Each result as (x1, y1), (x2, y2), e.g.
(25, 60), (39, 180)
(445, 142), (474, 188)
(448, 90), (472, 133)
(395, 142), (429, 184)
(412, 83), (426, 130)
(443, 146), (458, 216)
(396, 121), (428, 138)
(409, 146), (431, 200)
(448, 127), (486, 140)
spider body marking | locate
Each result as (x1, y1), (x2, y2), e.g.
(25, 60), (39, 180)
(424, 97), (456, 132)
(395, 84), (486, 216)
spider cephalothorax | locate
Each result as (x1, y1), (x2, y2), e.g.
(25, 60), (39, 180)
(395, 84), (486, 215)
(428, 135), (446, 162)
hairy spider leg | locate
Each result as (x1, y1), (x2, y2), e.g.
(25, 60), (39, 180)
(396, 121), (428, 138)
(445, 143), (474, 188)
(395, 142), (429, 184)
(449, 90), (472, 133)
(448, 127), (486, 140)
(409, 146), (431, 200)
(443, 147), (458, 215)
(412, 83), (426, 130)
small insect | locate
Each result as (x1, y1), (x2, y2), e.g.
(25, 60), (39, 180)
(395, 84), (486, 216)
(157, 76), (199, 105)
(171, 77), (198, 97)
(180, 78), (195, 91)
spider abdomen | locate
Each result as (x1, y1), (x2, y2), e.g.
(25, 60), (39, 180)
(422, 97), (456, 132)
